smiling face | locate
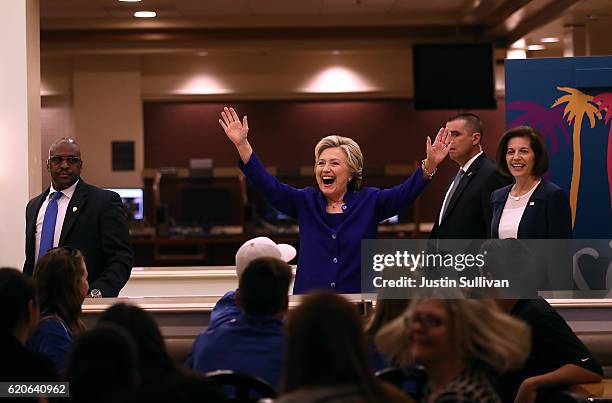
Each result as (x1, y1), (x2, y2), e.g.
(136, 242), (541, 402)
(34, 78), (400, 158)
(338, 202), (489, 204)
(445, 118), (481, 166)
(315, 147), (352, 201)
(47, 141), (82, 191)
(506, 136), (536, 180)
(407, 300), (454, 366)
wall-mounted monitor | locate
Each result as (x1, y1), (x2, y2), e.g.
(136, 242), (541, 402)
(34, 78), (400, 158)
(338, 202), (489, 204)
(413, 43), (496, 110)
(106, 188), (144, 220)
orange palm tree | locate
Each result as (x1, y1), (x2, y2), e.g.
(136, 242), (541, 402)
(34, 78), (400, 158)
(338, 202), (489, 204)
(551, 87), (601, 226)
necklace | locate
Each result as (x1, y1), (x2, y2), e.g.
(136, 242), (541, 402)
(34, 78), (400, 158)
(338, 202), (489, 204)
(510, 181), (540, 201)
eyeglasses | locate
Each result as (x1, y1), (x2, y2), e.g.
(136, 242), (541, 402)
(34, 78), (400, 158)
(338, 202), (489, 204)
(48, 155), (81, 165)
(405, 312), (445, 329)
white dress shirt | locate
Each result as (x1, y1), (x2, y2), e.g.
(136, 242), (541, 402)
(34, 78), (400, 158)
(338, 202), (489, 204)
(35, 180), (79, 261)
(438, 151), (483, 225)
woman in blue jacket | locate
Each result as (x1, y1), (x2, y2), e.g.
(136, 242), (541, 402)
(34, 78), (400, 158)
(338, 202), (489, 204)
(28, 247), (88, 373)
(219, 107), (450, 294)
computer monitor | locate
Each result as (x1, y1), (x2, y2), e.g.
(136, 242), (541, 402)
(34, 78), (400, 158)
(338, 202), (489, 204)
(106, 188), (144, 220)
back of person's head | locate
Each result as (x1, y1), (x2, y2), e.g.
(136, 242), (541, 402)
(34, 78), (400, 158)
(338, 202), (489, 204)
(0, 268), (37, 336)
(235, 237), (296, 278)
(283, 292), (383, 402)
(66, 325), (140, 403)
(34, 247), (86, 332)
(98, 303), (175, 381)
(479, 239), (540, 298)
(376, 298), (530, 373)
(237, 257), (292, 316)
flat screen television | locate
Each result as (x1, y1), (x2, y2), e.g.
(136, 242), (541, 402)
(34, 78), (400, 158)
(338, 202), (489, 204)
(413, 43), (496, 110)
(106, 188), (144, 220)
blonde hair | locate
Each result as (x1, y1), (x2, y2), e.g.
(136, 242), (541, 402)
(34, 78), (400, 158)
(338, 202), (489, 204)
(314, 135), (364, 191)
(375, 299), (530, 373)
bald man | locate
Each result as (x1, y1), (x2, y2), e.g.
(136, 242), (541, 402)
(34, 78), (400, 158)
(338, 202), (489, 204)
(23, 138), (133, 297)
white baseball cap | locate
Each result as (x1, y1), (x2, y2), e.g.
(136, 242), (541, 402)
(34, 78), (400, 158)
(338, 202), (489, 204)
(235, 236), (297, 278)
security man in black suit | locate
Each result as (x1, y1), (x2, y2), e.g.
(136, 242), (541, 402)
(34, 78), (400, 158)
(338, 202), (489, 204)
(23, 138), (133, 297)
(430, 113), (510, 240)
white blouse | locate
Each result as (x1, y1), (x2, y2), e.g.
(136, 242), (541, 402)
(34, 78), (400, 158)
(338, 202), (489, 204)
(498, 180), (541, 239)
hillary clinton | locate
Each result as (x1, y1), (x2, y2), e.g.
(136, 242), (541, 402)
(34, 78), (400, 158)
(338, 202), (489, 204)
(219, 107), (450, 293)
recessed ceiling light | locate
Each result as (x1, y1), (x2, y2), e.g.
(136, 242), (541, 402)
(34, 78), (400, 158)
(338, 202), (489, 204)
(332, 50), (341, 55)
(134, 11), (156, 18)
(541, 37), (560, 43)
(119, 0), (141, 2)
(527, 45), (545, 51)
(198, 51), (208, 56)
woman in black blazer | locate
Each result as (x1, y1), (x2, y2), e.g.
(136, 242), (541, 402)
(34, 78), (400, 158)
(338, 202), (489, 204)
(490, 126), (572, 239)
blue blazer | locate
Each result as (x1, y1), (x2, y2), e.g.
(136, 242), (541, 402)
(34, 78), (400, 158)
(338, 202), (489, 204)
(240, 153), (427, 294)
(490, 179), (572, 239)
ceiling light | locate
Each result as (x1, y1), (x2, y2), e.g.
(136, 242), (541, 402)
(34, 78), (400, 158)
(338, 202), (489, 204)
(119, 0), (141, 2)
(198, 51), (208, 57)
(332, 50), (341, 55)
(527, 45), (545, 51)
(541, 37), (560, 43)
(134, 11), (156, 18)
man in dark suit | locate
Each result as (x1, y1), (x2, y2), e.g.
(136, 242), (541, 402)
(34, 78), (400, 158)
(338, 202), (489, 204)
(430, 113), (510, 240)
(23, 138), (133, 297)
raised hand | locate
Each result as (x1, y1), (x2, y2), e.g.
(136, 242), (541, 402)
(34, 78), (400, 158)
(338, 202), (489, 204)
(219, 107), (249, 146)
(218, 107), (253, 164)
(425, 127), (451, 170)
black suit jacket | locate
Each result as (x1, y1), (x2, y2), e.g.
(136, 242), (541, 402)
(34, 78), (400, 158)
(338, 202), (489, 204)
(430, 154), (510, 240)
(23, 179), (133, 297)
(490, 179), (572, 239)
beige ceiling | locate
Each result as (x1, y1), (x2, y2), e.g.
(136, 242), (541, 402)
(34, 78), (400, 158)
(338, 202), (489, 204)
(39, 0), (612, 56)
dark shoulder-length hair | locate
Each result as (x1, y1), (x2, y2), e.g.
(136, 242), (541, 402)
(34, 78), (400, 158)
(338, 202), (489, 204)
(282, 292), (384, 403)
(496, 125), (549, 177)
(34, 247), (86, 333)
(98, 303), (176, 381)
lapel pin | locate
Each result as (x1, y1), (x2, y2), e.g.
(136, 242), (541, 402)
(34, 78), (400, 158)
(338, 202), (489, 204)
(72, 207), (78, 212)
(467, 171), (473, 177)
(529, 201), (535, 206)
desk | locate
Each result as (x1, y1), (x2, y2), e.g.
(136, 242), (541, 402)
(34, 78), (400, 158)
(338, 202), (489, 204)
(571, 380), (612, 402)
(82, 293), (374, 337)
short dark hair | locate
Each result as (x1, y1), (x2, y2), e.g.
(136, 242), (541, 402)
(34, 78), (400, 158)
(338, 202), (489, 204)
(238, 257), (292, 316)
(98, 303), (175, 380)
(496, 126), (549, 177)
(66, 325), (139, 403)
(447, 112), (484, 139)
(0, 268), (36, 333)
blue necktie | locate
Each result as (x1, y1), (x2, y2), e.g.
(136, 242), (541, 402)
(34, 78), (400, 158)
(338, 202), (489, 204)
(38, 191), (64, 260)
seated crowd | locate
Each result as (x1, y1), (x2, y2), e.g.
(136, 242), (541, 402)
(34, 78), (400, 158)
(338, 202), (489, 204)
(0, 237), (605, 403)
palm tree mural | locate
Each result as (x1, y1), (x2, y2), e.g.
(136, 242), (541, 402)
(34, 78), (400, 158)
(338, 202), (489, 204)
(508, 101), (570, 154)
(551, 86), (601, 226)
(593, 92), (612, 208)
